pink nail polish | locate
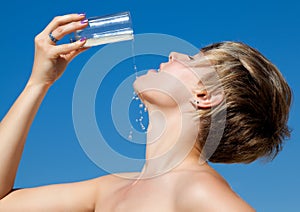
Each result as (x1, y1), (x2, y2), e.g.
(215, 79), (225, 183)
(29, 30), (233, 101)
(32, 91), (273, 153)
(80, 37), (87, 42)
(81, 19), (88, 24)
(78, 13), (86, 16)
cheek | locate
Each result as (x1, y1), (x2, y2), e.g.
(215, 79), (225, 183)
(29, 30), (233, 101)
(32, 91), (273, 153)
(184, 74), (200, 91)
(169, 70), (200, 92)
(133, 72), (194, 106)
(163, 63), (200, 88)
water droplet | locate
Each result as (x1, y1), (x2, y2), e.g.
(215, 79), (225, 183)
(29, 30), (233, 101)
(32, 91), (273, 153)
(134, 64), (138, 72)
(140, 124), (146, 130)
(128, 129), (133, 140)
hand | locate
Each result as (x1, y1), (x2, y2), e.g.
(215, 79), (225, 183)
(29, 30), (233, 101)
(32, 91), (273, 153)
(29, 14), (89, 87)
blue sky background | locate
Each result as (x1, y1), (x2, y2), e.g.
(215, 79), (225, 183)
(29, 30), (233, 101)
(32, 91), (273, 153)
(0, 0), (299, 211)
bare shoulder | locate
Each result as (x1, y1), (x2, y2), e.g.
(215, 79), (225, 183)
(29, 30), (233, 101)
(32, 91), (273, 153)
(175, 170), (256, 212)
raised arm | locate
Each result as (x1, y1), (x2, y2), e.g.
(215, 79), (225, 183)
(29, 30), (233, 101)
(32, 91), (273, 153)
(0, 14), (99, 211)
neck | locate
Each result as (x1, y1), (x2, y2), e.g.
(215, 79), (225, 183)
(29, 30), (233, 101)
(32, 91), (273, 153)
(139, 101), (205, 179)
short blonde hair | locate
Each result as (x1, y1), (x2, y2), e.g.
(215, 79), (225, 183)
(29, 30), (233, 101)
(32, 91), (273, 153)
(198, 41), (292, 163)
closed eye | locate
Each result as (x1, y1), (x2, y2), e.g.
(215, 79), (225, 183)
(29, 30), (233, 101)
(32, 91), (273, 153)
(188, 55), (195, 60)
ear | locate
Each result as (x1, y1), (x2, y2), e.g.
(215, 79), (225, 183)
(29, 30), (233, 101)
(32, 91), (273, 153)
(195, 90), (224, 109)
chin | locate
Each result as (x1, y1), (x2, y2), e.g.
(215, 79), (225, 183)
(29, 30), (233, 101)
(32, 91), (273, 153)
(133, 80), (175, 107)
(133, 71), (183, 107)
(133, 72), (155, 95)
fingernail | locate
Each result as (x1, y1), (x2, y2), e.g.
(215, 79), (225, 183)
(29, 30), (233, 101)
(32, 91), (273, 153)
(80, 37), (87, 42)
(78, 13), (86, 16)
(81, 19), (88, 24)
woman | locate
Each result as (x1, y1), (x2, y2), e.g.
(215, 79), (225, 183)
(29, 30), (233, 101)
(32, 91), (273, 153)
(0, 14), (291, 211)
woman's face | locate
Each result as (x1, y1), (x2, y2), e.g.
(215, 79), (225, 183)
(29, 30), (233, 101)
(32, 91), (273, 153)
(133, 52), (202, 107)
(159, 52), (199, 88)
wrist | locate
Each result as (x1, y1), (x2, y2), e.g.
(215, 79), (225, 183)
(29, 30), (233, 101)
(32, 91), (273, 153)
(26, 76), (53, 89)
(25, 79), (51, 93)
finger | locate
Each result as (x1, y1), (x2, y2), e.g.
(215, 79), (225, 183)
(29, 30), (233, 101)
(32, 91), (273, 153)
(53, 38), (87, 56)
(50, 19), (88, 41)
(65, 47), (90, 62)
(43, 13), (86, 34)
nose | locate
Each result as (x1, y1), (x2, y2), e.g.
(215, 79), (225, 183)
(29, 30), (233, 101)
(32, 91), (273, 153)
(168, 52), (189, 62)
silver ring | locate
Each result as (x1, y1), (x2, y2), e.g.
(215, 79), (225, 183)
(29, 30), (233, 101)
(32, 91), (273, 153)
(49, 32), (58, 43)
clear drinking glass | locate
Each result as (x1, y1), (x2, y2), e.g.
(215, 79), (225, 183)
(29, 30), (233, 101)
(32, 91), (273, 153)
(70, 11), (134, 47)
